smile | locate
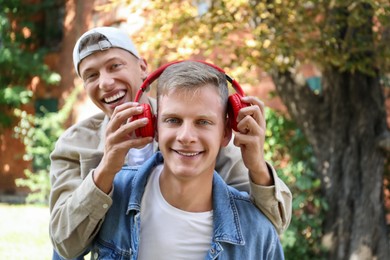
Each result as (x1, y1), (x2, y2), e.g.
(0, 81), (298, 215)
(104, 90), (125, 103)
(176, 151), (201, 157)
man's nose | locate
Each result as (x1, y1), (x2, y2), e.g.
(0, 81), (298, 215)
(177, 122), (197, 144)
(99, 71), (115, 91)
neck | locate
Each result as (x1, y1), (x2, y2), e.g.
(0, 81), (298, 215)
(159, 170), (213, 212)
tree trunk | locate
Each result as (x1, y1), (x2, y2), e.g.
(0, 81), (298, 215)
(272, 69), (390, 259)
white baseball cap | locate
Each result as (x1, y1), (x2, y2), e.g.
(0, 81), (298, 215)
(73, 26), (140, 77)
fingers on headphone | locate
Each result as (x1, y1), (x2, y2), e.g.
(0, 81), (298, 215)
(237, 105), (262, 126)
(236, 115), (257, 135)
(109, 104), (144, 130)
(243, 96), (267, 119)
(241, 96), (265, 114)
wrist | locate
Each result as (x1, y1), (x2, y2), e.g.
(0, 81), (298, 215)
(93, 163), (116, 194)
(249, 162), (274, 186)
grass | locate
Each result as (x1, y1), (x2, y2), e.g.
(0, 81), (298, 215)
(0, 203), (52, 260)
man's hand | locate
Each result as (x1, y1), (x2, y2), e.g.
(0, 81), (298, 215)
(233, 96), (273, 186)
(94, 102), (154, 193)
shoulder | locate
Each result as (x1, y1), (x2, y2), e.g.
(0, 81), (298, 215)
(227, 185), (251, 202)
(56, 112), (106, 145)
(215, 179), (281, 252)
(64, 112), (106, 136)
(112, 154), (163, 201)
(217, 137), (241, 160)
(107, 168), (139, 213)
(231, 190), (281, 252)
(113, 167), (138, 184)
(228, 185), (277, 232)
(112, 167), (139, 192)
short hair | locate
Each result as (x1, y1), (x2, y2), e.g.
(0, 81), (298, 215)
(156, 61), (229, 115)
(78, 33), (107, 52)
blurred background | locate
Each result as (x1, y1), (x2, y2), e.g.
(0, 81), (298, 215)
(0, 0), (389, 259)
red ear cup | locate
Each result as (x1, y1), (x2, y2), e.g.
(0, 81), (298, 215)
(132, 103), (155, 138)
(227, 93), (247, 131)
(132, 60), (247, 136)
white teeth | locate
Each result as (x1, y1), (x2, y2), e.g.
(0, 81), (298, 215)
(177, 151), (200, 157)
(104, 91), (125, 103)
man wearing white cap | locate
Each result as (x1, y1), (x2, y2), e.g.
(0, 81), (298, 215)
(49, 26), (292, 259)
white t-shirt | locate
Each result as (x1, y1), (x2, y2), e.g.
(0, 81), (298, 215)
(126, 143), (154, 166)
(138, 165), (213, 260)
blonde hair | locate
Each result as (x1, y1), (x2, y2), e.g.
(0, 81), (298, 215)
(156, 61), (229, 114)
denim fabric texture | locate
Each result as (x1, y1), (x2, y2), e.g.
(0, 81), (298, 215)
(90, 152), (284, 260)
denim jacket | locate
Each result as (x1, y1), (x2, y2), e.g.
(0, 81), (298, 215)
(89, 152), (284, 260)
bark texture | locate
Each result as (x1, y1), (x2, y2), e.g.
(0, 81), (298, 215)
(272, 69), (390, 259)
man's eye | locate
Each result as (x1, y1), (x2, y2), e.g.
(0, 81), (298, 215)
(111, 63), (122, 69)
(83, 73), (98, 81)
(198, 119), (211, 125)
(165, 118), (180, 124)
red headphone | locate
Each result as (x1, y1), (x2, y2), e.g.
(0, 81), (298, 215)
(131, 60), (248, 138)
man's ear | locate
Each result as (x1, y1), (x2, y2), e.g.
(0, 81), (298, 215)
(139, 58), (148, 80)
(221, 119), (232, 147)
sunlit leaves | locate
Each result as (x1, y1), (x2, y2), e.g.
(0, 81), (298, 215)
(0, 86), (32, 106)
(116, 0), (390, 77)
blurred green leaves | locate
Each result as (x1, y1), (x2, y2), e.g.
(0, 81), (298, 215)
(0, 86), (32, 107)
(265, 108), (327, 258)
(14, 85), (82, 204)
(0, 0), (60, 129)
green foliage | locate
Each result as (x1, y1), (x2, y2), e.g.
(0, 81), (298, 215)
(264, 109), (327, 259)
(1, 0), (62, 203)
(15, 170), (51, 205)
(14, 86), (82, 204)
(0, 0), (60, 129)
(0, 86), (32, 107)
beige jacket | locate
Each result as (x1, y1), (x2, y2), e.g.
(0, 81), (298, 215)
(49, 100), (292, 258)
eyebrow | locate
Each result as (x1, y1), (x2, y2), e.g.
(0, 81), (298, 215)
(160, 112), (219, 120)
(81, 56), (126, 77)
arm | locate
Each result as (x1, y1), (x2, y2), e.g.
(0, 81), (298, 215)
(49, 115), (112, 258)
(49, 103), (153, 258)
(216, 96), (292, 234)
(249, 164), (292, 234)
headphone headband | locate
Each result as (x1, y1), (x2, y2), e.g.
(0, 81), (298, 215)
(134, 60), (245, 102)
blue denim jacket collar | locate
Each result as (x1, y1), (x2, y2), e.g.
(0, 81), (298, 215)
(125, 152), (245, 246)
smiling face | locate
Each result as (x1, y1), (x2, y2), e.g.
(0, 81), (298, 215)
(78, 48), (148, 118)
(157, 85), (231, 182)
